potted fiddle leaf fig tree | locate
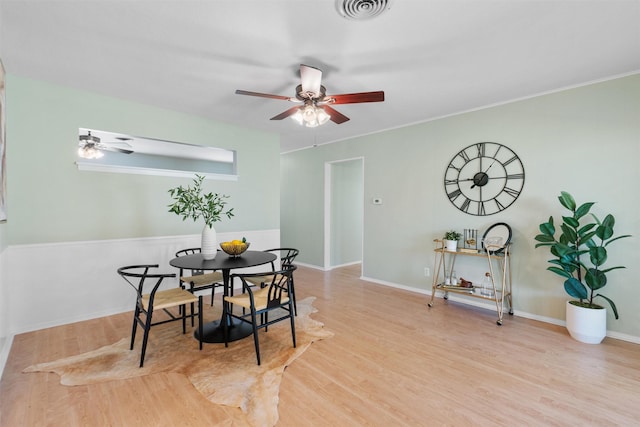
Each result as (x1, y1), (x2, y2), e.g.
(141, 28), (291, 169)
(168, 174), (234, 260)
(534, 191), (630, 344)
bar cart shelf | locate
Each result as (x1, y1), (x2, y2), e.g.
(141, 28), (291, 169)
(427, 239), (513, 325)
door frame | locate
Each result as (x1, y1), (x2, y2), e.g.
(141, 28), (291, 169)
(323, 157), (364, 270)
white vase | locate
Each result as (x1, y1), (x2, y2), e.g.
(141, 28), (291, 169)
(444, 239), (458, 252)
(565, 300), (607, 344)
(201, 224), (217, 260)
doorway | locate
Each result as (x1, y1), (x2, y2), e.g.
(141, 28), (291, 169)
(324, 158), (364, 271)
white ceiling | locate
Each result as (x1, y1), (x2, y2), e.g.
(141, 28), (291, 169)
(2, 1), (639, 153)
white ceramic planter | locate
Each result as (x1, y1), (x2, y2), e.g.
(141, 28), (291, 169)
(444, 239), (458, 252)
(201, 224), (217, 260)
(565, 301), (607, 344)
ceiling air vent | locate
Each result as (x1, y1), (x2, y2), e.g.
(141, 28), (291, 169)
(336, 0), (393, 21)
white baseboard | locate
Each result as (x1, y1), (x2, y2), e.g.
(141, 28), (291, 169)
(294, 261), (328, 271)
(329, 260), (362, 270)
(360, 275), (640, 344)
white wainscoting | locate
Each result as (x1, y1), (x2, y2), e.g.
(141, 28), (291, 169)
(5, 230), (280, 335)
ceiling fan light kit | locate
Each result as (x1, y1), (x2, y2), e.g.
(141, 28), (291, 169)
(77, 145), (104, 159)
(78, 130), (134, 158)
(291, 105), (331, 128)
(77, 131), (104, 159)
(235, 64), (384, 129)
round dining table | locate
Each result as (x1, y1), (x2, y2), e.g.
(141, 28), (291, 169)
(169, 250), (277, 343)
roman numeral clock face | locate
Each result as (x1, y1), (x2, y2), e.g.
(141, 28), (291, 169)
(444, 142), (525, 216)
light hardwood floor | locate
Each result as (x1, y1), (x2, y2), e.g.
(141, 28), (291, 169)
(1, 264), (639, 426)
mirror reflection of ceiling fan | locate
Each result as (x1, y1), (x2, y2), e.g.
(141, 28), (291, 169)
(235, 64), (384, 127)
(78, 130), (134, 159)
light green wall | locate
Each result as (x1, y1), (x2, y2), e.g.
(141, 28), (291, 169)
(281, 74), (640, 337)
(5, 75), (280, 244)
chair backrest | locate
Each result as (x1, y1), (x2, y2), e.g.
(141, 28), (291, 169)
(175, 248), (201, 257)
(234, 265), (297, 309)
(175, 248), (205, 275)
(117, 264), (176, 308)
(263, 248), (299, 270)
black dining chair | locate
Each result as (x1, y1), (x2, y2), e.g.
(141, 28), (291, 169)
(118, 264), (203, 367)
(175, 248), (225, 312)
(222, 266), (297, 365)
(244, 248), (299, 315)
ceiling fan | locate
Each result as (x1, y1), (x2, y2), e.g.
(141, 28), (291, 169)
(78, 131), (134, 159)
(235, 64), (384, 127)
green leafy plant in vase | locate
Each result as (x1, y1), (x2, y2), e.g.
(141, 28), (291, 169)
(534, 191), (630, 343)
(168, 174), (234, 260)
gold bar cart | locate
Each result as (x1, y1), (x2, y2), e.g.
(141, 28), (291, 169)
(428, 239), (514, 325)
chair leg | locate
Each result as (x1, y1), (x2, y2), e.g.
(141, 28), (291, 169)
(289, 301), (297, 348)
(130, 305), (140, 350)
(182, 304), (187, 334)
(210, 286), (215, 306)
(198, 295), (203, 350)
(290, 278), (297, 316)
(139, 312), (153, 368)
(251, 310), (261, 365)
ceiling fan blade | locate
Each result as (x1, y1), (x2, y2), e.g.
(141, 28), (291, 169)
(102, 141), (133, 148)
(270, 106), (301, 121)
(300, 64), (322, 97)
(112, 148), (134, 154)
(323, 91), (385, 105)
(235, 89), (294, 101)
(323, 106), (350, 124)
(100, 145), (134, 154)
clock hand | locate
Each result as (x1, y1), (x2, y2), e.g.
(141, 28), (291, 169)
(471, 173), (510, 189)
(483, 160), (497, 173)
(471, 160), (498, 189)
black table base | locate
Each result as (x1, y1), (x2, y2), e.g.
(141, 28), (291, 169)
(170, 251), (276, 345)
(194, 318), (253, 344)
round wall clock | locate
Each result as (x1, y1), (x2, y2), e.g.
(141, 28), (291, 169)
(444, 142), (525, 216)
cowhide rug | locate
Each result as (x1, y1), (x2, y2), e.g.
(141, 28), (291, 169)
(23, 296), (333, 427)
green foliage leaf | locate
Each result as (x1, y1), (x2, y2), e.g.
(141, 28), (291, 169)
(599, 266), (626, 274)
(582, 232), (597, 247)
(551, 243), (573, 257)
(589, 246), (607, 267)
(534, 234), (555, 243)
(601, 214), (615, 228)
(595, 294), (619, 319)
(574, 202), (594, 219)
(604, 234), (631, 247)
(577, 223), (596, 235)
(585, 268), (607, 290)
(547, 266), (571, 278)
(596, 224), (614, 241)
(538, 219), (555, 236)
(562, 216), (579, 228)
(564, 277), (588, 299)
(560, 223), (577, 243)
(558, 191), (576, 211)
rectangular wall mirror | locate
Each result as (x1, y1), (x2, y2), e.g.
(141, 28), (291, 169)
(75, 128), (237, 180)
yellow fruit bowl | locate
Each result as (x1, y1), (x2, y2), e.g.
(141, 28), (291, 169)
(220, 241), (250, 257)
